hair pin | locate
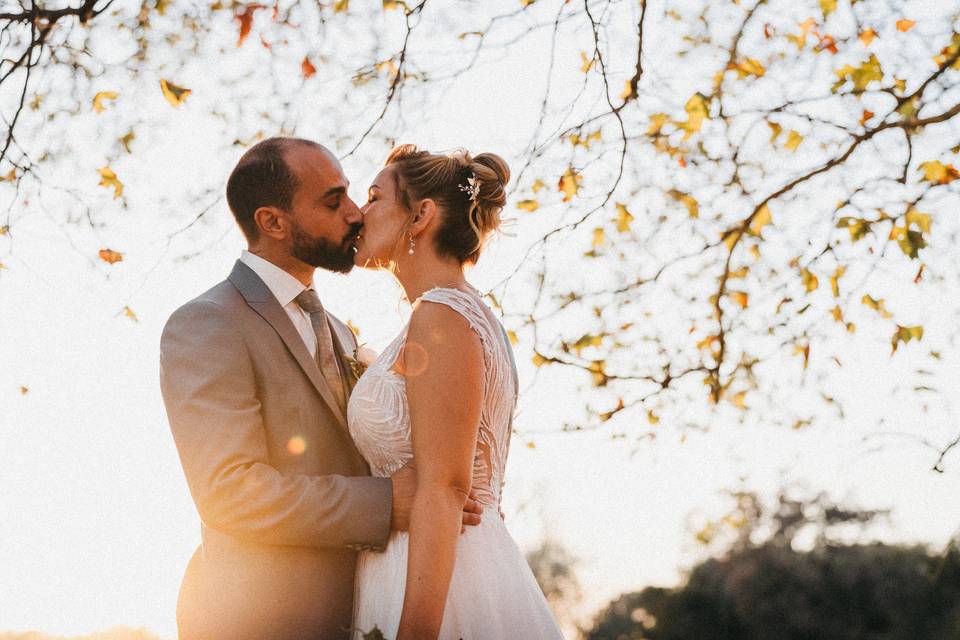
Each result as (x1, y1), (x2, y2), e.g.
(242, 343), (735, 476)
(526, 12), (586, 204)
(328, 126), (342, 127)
(458, 175), (480, 203)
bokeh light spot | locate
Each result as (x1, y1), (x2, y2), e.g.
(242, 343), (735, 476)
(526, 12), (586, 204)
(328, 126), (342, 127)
(287, 435), (307, 455)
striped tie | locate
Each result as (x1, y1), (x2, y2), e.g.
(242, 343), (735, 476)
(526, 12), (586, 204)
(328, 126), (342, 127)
(294, 288), (346, 412)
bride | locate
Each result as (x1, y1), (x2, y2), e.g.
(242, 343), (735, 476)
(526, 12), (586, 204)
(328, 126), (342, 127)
(348, 145), (564, 640)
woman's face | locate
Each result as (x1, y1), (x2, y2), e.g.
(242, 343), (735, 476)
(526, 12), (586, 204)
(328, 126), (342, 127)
(355, 166), (410, 268)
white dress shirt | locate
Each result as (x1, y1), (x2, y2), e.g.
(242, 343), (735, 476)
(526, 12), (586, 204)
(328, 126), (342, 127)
(239, 250), (318, 358)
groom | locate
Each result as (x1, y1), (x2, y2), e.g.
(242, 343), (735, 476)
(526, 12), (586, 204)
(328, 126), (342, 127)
(160, 137), (480, 639)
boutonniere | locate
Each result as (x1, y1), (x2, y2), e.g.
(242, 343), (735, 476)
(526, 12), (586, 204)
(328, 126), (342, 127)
(343, 343), (375, 379)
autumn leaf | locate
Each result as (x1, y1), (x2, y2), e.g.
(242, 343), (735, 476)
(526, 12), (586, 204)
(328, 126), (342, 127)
(794, 342), (810, 369)
(516, 199), (539, 212)
(801, 267), (819, 292)
(830, 265), (846, 297)
(97, 167), (123, 199)
(531, 178), (546, 193)
(905, 207), (931, 233)
(678, 93), (709, 140)
(19, 386), (29, 395)
(558, 167), (582, 202)
(891, 325), (923, 353)
(579, 51), (595, 73)
(859, 28), (877, 46)
(119, 130), (135, 153)
(647, 409), (660, 425)
(588, 360), (608, 387)
(383, 0), (408, 9)
(919, 160), (959, 185)
(615, 203), (634, 232)
(122, 306), (139, 322)
(531, 352), (550, 367)
(934, 33), (960, 69)
(748, 204), (772, 237)
(668, 190), (699, 218)
(730, 291), (749, 309)
(729, 57), (765, 78)
(859, 109), (874, 126)
(721, 228), (742, 252)
(831, 305), (844, 322)
(1, 169), (14, 182)
(785, 130), (804, 151)
(861, 294), (892, 318)
(92, 91), (118, 113)
(507, 330), (519, 346)
(820, 0), (837, 18)
(836, 216), (871, 242)
(236, 3), (266, 47)
(301, 56), (317, 78)
(98, 248), (124, 265)
(731, 390), (747, 409)
(591, 227), (606, 249)
(889, 224), (926, 259)
(620, 79), (636, 102)
(786, 17), (818, 50)
(767, 121), (783, 143)
(160, 79), (191, 107)
(0, 225), (8, 235)
(832, 54), (883, 92)
(647, 113), (669, 136)
(896, 19), (915, 32)
(333, 0), (349, 12)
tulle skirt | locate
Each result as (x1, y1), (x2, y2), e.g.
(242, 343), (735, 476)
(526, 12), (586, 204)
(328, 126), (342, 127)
(352, 506), (564, 640)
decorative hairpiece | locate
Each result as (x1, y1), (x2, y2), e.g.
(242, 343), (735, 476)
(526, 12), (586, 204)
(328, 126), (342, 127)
(458, 174), (480, 203)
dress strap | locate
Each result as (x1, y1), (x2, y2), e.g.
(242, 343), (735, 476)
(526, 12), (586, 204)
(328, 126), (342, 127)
(416, 287), (490, 339)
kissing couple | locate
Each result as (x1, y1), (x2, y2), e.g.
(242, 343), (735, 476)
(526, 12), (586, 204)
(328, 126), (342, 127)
(159, 137), (564, 639)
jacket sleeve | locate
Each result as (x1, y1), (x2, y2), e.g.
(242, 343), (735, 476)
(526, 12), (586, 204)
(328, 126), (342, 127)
(159, 299), (392, 550)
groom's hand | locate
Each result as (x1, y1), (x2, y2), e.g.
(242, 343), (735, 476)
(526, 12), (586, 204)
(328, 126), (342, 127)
(389, 462), (484, 532)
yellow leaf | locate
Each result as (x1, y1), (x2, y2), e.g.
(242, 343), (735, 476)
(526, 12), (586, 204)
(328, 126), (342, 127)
(669, 190), (699, 218)
(896, 19), (915, 32)
(728, 266), (750, 279)
(731, 390), (747, 409)
(0, 225), (8, 235)
(722, 228), (742, 251)
(647, 410), (660, 425)
(919, 160), (959, 185)
(768, 121), (783, 143)
(801, 267), (819, 292)
(98, 248), (124, 265)
(531, 178), (546, 193)
(831, 305), (844, 322)
(516, 199), (539, 212)
(532, 352), (550, 367)
(785, 130), (803, 151)
(620, 79), (636, 102)
(579, 51), (595, 73)
(904, 207), (931, 233)
(19, 385), (29, 395)
(92, 91), (118, 113)
(119, 130), (135, 153)
(97, 167), (123, 199)
(648, 113), (669, 135)
(891, 324), (923, 353)
(748, 204), (772, 237)
(830, 265), (846, 297)
(832, 54), (883, 92)
(383, 0), (407, 9)
(696, 334), (719, 352)
(160, 79), (191, 107)
(333, 0), (349, 12)
(729, 57), (765, 78)
(122, 306), (139, 322)
(730, 291), (749, 308)
(615, 203), (634, 233)
(347, 320), (361, 336)
(820, 0), (837, 17)
(861, 294), (892, 318)
(1, 169), (14, 182)
(678, 93), (709, 140)
(592, 227), (606, 249)
(526, 441), (536, 449)
(859, 28), (877, 46)
(521, 0), (536, 6)
(507, 330), (519, 346)
(558, 167), (582, 202)
(794, 342), (810, 369)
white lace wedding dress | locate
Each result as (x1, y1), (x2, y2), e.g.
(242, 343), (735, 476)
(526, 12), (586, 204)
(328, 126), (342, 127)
(348, 287), (564, 640)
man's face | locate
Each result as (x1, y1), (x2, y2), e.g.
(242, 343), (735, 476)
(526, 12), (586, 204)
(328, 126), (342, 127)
(283, 145), (363, 274)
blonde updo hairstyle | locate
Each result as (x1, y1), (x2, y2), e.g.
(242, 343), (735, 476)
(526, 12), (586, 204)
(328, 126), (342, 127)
(384, 144), (510, 265)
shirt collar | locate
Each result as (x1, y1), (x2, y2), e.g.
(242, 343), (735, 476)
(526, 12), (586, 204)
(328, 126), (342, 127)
(239, 250), (313, 308)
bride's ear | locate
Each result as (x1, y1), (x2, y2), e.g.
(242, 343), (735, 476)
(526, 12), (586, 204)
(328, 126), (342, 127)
(409, 198), (437, 236)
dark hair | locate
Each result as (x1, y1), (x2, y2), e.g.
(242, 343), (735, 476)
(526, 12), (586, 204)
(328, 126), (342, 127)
(385, 144), (510, 264)
(225, 137), (322, 240)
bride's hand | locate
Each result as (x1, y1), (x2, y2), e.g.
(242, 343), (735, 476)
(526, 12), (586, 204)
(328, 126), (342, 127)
(461, 490), (483, 533)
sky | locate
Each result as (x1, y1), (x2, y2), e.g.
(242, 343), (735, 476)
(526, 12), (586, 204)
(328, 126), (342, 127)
(2, 0), (960, 637)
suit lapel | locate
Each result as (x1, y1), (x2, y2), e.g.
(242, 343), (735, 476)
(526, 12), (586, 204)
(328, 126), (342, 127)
(327, 317), (358, 396)
(228, 260), (349, 431)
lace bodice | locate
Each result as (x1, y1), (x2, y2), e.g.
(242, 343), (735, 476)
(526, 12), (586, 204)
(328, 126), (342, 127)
(347, 286), (517, 508)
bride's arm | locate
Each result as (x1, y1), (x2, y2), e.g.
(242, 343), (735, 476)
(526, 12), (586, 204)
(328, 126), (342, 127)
(396, 302), (484, 640)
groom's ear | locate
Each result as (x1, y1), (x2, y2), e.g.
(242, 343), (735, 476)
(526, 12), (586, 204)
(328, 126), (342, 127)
(253, 206), (288, 240)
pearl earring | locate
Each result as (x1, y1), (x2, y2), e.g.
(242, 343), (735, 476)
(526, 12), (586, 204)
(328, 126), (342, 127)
(408, 235), (415, 255)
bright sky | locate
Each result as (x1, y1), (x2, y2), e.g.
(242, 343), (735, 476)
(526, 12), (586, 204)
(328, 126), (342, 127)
(2, 0), (959, 637)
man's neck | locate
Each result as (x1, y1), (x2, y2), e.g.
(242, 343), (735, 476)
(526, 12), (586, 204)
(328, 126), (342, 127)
(247, 247), (314, 287)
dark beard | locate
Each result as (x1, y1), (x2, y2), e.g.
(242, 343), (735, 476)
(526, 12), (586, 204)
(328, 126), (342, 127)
(290, 221), (360, 274)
